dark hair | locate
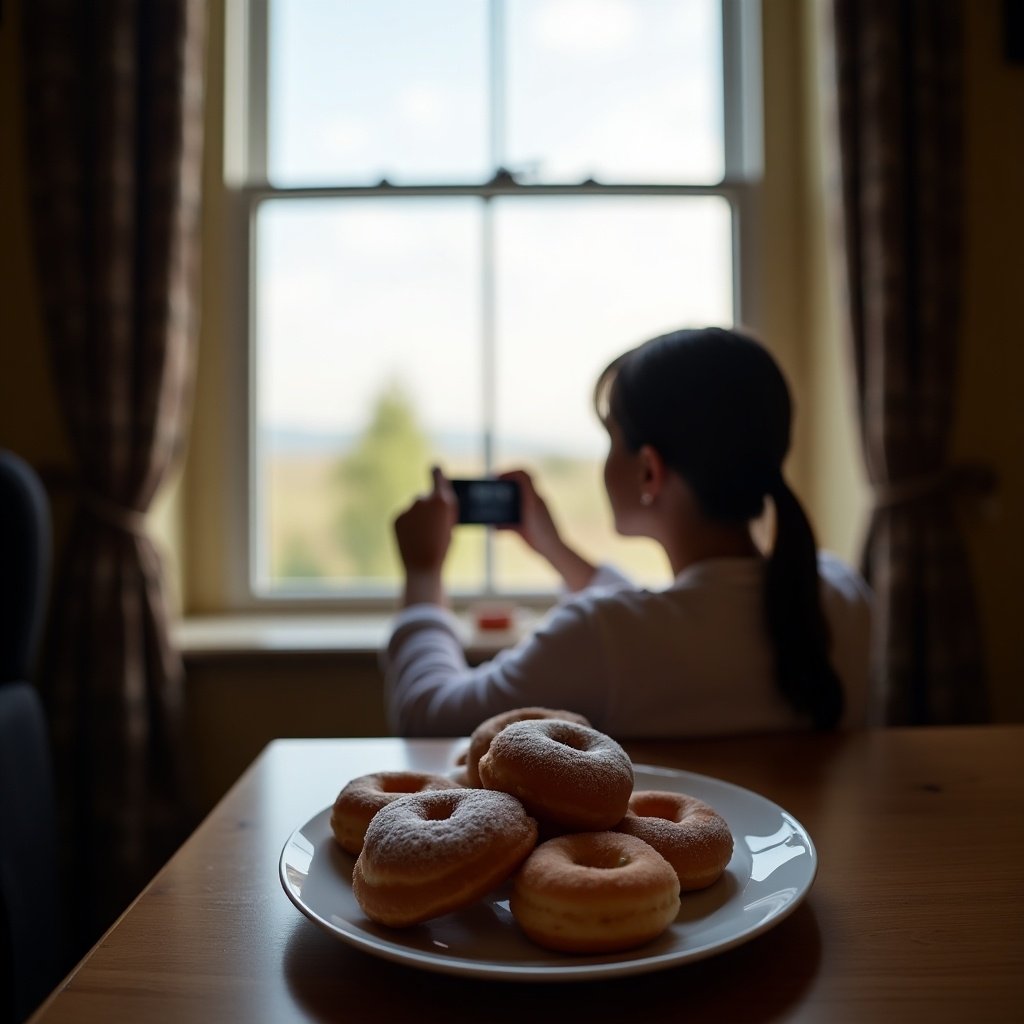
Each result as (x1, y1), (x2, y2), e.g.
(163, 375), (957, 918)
(595, 327), (843, 730)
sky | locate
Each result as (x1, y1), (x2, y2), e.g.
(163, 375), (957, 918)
(257, 0), (732, 460)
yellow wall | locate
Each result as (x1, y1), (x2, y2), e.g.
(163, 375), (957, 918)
(2, 1), (1022, 808)
(184, 0), (233, 614)
(800, 1), (872, 561)
(185, 655), (388, 810)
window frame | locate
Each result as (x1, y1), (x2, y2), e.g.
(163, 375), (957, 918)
(219, 0), (764, 612)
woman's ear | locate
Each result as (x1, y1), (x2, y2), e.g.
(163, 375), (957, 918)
(638, 444), (667, 500)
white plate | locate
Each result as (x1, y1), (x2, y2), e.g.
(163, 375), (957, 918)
(279, 765), (816, 982)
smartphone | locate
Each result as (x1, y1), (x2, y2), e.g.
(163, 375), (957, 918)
(450, 478), (521, 525)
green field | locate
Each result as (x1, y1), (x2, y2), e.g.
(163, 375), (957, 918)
(264, 450), (668, 596)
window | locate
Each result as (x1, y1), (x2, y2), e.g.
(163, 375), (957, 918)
(227, 0), (762, 604)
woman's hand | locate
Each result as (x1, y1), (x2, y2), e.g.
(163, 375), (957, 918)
(499, 469), (597, 592)
(393, 466), (457, 606)
(497, 469), (561, 561)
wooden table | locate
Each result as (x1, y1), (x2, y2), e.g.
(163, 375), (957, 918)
(29, 727), (1024, 1023)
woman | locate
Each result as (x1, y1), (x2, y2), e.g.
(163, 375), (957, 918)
(383, 327), (872, 737)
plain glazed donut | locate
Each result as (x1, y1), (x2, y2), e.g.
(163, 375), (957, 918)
(615, 790), (734, 891)
(330, 771), (462, 855)
(465, 707), (592, 787)
(478, 719), (633, 831)
(510, 831), (680, 953)
(352, 789), (538, 927)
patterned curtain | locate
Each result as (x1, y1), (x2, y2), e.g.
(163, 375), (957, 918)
(827, 0), (990, 724)
(21, 0), (206, 950)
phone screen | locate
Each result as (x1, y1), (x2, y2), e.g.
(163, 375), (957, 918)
(451, 479), (521, 525)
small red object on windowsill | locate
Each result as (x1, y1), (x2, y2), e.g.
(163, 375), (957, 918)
(472, 603), (516, 633)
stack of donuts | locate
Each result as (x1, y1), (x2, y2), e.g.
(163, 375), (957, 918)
(330, 707), (734, 954)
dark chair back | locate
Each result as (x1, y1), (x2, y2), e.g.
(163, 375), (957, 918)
(0, 449), (60, 1024)
(0, 449), (50, 685)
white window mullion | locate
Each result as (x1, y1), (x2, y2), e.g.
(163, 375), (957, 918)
(721, 0), (763, 183)
(482, 0), (505, 595)
(722, 0), (763, 329)
(489, 0), (505, 174)
(481, 198), (497, 595)
(224, 0), (271, 603)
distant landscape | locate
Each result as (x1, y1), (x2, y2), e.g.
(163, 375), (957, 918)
(259, 391), (666, 596)
(262, 448), (668, 595)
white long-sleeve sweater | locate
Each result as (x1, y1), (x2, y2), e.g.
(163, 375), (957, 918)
(382, 553), (873, 739)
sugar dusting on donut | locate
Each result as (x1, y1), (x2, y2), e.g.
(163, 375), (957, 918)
(478, 719), (633, 830)
(359, 788), (533, 877)
(616, 790), (733, 890)
(352, 788), (538, 926)
(465, 707), (591, 786)
(330, 770), (462, 855)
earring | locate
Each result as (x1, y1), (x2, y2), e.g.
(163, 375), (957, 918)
(640, 493), (653, 506)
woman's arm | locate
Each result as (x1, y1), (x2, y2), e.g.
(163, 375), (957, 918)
(382, 598), (612, 736)
(393, 466), (457, 608)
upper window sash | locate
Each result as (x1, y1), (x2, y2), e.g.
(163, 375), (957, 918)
(226, 0), (763, 193)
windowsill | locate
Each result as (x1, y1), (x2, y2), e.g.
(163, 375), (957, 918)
(174, 609), (541, 662)
(174, 614), (393, 659)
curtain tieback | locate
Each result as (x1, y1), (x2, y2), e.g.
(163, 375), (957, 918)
(82, 491), (149, 535)
(32, 466), (150, 535)
(873, 461), (998, 510)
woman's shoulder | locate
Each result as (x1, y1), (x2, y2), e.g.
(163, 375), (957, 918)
(542, 566), (657, 630)
(556, 554), (873, 622)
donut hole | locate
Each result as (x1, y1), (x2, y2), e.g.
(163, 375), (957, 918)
(379, 776), (423, 794)
(548, 726), (591, 752)
(421, 802), (458, 827)
(417, 790), (462, 823)
(574, 850), (632, 871)
(633, 795), (686, 822)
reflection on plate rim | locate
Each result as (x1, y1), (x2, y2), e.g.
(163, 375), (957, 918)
(279, 764), (816, 982)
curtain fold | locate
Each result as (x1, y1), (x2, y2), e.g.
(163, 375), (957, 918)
(827, 0), (989, 724)
(21, 0), (206, 949)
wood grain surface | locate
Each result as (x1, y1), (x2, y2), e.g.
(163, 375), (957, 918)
(28, 727), (1024, 1023)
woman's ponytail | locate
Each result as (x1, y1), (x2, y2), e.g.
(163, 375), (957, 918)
(765, 477), (844, 729)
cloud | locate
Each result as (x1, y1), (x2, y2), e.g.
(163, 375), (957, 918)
(396, 83), (448, 128)
(533, 0), (640, 56)
(318, 113), (371, 160)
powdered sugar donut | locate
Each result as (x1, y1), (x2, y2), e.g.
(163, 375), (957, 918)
(478, 719), (633, 830)
(330, 770), (462, 855)
(465, 706), (592, 787)
(352, 788), (538, 927)
(615, 790), (733, 890)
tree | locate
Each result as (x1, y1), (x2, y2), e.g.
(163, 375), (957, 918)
(333, 381), (433, 578)
(277, 534), (324, 581)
